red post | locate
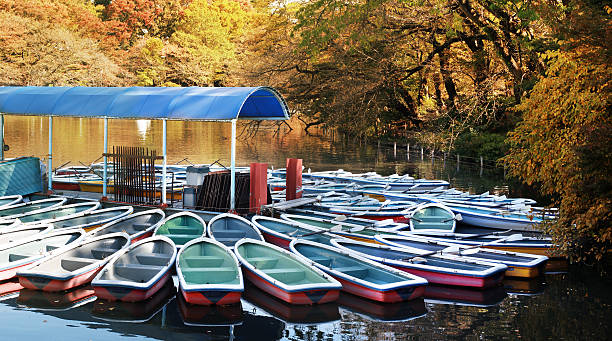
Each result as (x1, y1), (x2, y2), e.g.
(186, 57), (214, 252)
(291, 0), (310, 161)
(250, 163), (268, 214)
(285, 158), (302, 200)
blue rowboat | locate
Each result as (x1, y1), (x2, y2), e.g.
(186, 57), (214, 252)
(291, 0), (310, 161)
(92, 236), (177, 302)
(50, 206), (134, 232)
(280, 214), (397, 243)
(429, 203), (550, 231)
(0, 198), (67, 220)
(251, 215), (341, 249)
(153, 212), (206, 248)
(17, 232), (130, 292)
(89, 209), (165, 243)
(290, 239), (428, 303)
(207, 213), (263, 249)
(234, 238), (342, 305)
(330, 238), (507, 288)
(286, 209), (410, 231)
(176, 237), (243, 306)
(374, 234), (548, 278)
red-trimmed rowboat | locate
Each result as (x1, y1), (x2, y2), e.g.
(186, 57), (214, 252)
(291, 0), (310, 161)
(92, 236), (176, 302)
(235, 239), (341, 305)
(89, 209), (165, 243)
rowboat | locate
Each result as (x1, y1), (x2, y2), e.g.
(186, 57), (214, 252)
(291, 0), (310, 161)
(243, 283), (341, 325)
(17, 232), (130, 292)
(400, 232), (553, 256)
(434, 203), (549, 231)
(280, 214), (397, 243)
(290, 239), (428, 302)
(404, 203), (457, 233)
(374, 234), (548, 278)
(89, 209), (165, 243)
(51, 206), (134, 232)
(92, 236), (177, 302)
(79, 181), (183, 199)
(0, 219), (21, 230)
(0, 197), (67, 220)
(52, 174), (100, 191)
(153, 212), (206, 248)
(17, 286), (97, 311)
(0, 279), (23, 301)
(251, 215), (339, 249)
(336, 293), (427, 322)
(55, 165), (91, 175)
(330, 238), (507, 288)
(324, 201), (419, 222)
(92, 281), (176, 323)
(234, 238), (341, 305)
(176, 237), (243, 305)
(16, 202), (101, 225)
(0, 223), (54, 246)
(0, 228), (86, 281)
(0, 195), (22, 208)
(207, 213), (264, 249)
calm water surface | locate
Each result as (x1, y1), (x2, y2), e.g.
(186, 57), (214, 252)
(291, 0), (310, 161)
(1, 116), (610, 340)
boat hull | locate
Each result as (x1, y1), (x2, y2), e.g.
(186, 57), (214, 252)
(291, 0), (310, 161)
(261, 231), (291, 250)
(181, 287), (242, 306)
(18, 266), (101, 292)
(242, 267), (339, 305)
(130, 231), (153, 244)
(391, 264), (504, 288)
(333, 275), (425, 303)
(0, 260), (38, 282)
(93, 271), (172, 302)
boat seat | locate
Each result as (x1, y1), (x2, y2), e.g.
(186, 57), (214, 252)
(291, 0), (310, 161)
(9, 253), (31, 262)
(333, 265), (369, 278)
(417, 215), (449, 221)
(308, 256), (333, 267)
(131, 223), (152, 231)
(182, 255), (225, 268)
(61, 256), (95, 271)
(115, 263), (164, 281)
(182, 267), (237, 283)
(262, 268), (306, 283)
(91, 247), (121, 260)
(163, 234), (198, 245)
(214, 237), (241, 246)
(412, 222), (451, 230)
(136, 253), (172, 266)
(167, 226), (202, 235)
(212, 230), (247, 239)
(247, 256), (278, 269)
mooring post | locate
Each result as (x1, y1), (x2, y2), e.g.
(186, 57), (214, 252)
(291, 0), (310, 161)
(0, 114), (4, 161)
(393, 142), (397, 158)
(102, 117), (108, 198)
(47, 116), (53, 192)
(456, 154), (460, 172)
(420, 146), (424, 160)
(230, 119), (237, 212)
(162, 119), (167, 206)
(480, 156), (484, 176)
(407, 143), (410, 160)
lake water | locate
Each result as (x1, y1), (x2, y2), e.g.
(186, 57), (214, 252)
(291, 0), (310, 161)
(1, 116), (610, 340)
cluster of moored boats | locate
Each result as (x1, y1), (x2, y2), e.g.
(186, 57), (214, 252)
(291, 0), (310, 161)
(0, 172), (560, 312)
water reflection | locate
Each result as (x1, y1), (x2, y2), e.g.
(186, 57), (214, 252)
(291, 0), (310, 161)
(336, 292), (427, 322)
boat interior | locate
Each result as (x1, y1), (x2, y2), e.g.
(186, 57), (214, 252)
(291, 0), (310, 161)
(0, 226), (50, 245)
(209, 217), (262, 247)
(157, 215), (205, 246)
(411, 207), (454, 231)
(19, 204), (98, 223)
(53, 208), (132, 229)
(179, 241), (240, 286)
(92, 212), (164, 237)
(0, 232), (83, 264)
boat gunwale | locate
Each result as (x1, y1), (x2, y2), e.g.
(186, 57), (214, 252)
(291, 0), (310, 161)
(207, 213), (265, 248)
(0, 197), (68, 220)
(153, 211), (207, 248)
(0, 195), (23, 208)
(17, 201), (102, 225)
(50, 206), (135, 230)
(89, 208), (165, 239)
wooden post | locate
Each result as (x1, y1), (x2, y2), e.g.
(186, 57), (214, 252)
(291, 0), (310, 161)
(407, 144), (410, 160)
(420, 146), (424, 160)
(480, 156), (484, 177)
(393, 142), (397, 158)
(456, 154), (460, 172)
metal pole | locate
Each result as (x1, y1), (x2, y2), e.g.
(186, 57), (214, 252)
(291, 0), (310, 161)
(0, 114), (4, 161)
(162, 119), (167, 205)
(48, 116), (53, 192)
(230, 119), (237, 211)
(103, 117), (108, 197)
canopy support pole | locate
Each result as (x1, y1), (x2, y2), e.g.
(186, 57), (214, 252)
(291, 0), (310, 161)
(102, 117), (108, 198)
(162, 119), (167, 206)
(48, 116), (53, 192)
(230, 119), (237, 212)
(0, 114), (4, 161)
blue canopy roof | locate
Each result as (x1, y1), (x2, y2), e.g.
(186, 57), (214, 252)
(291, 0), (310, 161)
(0, 86), (289, 121)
